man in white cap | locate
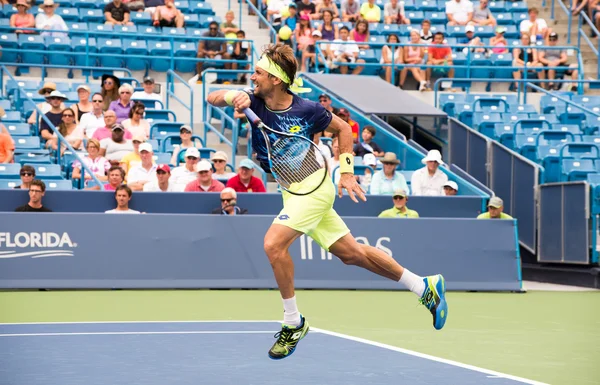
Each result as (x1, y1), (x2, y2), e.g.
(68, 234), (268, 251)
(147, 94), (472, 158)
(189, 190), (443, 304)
(39, 90), (67, 144)
(411, 149), (448, 196)
(477, 196), (513, 219)
(184, 160), (225, 192)
(171, 147), (201, 188)
(144, 164), (179, 192)
(132, 77), (162, 110)
(211, 150), (236, 180)
(127, 142), (157, 191)
(226, 159), (267, 193)
(443, 181), (458, 196)
(378, 188), (419, 218)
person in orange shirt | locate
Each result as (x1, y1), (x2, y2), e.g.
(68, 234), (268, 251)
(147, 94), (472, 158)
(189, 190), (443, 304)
(0, 107), (15, 164)
(336, 108), (359, 143)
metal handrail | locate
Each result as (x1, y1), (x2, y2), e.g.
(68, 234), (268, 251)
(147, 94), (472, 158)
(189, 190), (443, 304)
(550, 0), (573, 43)
(525, 82), (600, 117)
(243, 0), (278, 46)
(577, 12), (600, 77)
(166, 69), (193, 128)
(0, 65), (104, 190)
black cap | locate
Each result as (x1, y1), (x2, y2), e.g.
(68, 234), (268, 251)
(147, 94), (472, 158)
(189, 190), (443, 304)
(143, 76), (155, 84)
(318, 93), (330, 100)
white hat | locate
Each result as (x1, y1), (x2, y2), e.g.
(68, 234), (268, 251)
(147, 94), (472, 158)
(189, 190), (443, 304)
(138, 143), (153, 153)
(422, 150), (445, 166)
(46, 90), (67, 100)
(465, 25), (475, 33)
(195, 160), (212, 172)
(312, 30), (322, 37)
(184, 147), (200, 158)
(488, 196), (504, 208)
(363, 153), (377, 166)
(76, 85), (91, 93)
(211, 150), (228, 162)
(444, 181), (458, 191)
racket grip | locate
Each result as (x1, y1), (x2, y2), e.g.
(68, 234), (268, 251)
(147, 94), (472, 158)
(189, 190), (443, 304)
(243, 108), (261, 124)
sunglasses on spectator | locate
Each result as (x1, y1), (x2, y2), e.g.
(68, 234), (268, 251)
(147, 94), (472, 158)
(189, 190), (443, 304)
(213, 159), (225, 163)
(393, 196), (406, 200)
(62, 114), (74, 118)
(49, 97), (62, 100)
(120, 91), (131, 94)
(157, 170), (167, 175)
(87, 145), (98, 149)
(21, 172), (34, 176)
(104, 81), (113, 85)
(209, 27), (218, 30)
(221, 198), (234, 203)
(187, 156), (199, 160)
(92, 99), (103, 103)
(134, 111), (144, 115)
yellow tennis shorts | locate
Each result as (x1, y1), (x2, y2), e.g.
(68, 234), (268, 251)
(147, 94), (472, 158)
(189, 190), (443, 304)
(273, 170), (350, 251)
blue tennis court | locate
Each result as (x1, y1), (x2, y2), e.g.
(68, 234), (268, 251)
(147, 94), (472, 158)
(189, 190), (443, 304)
(0, 321), (546, 385)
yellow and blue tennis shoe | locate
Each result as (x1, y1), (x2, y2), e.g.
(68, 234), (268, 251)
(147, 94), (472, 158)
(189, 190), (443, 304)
(420, 274), (448, 330)
(268, 315), (310, 360)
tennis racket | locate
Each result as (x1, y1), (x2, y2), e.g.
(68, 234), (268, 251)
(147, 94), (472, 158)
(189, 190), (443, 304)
(243, 108), (328, 196)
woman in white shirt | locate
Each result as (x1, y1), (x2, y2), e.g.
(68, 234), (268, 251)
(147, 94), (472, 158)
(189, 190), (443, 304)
(35, 0), (68, 37)
(410, 150), (448, 196)
(72, 139), (111, 186)
(381, 33), (403, 84)
(121, 102), (150, 139)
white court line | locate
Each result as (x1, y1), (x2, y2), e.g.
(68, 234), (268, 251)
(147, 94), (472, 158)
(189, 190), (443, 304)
(0, 331), (275, 337)
(0, 321), (549, 385)
(312, 327), (550, 385)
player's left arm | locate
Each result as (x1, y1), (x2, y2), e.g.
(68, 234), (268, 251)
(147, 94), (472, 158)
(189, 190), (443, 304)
(206, 90), (251, 110)
(325, 114), (367, 203)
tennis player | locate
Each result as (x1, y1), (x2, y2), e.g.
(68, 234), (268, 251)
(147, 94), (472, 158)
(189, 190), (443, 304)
(207, 43), (448, 360)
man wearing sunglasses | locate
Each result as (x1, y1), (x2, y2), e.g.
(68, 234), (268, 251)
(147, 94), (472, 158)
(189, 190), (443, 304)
(78, 93), (105, 139)
(196, 21), (231, 81)
(377, 189), (419, 218)
(212, 187), (248, 215)
(39, 90), (68, 144)
(15, 180), (53, 212)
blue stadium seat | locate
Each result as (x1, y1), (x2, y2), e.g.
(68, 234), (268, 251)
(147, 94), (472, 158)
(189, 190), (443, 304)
(43, 179), (73, 190)
(582, 135), (600, 144)
(0, 163), (21, 179)
(3, 111), (22, 122)
(151, 122), (184, 143)
(46, 36), (72, 66)
(551, 124), (582, 134)
(173, 1), (190, 13)
(186, 27), (208, 41)
(183, 14), (201, 28)
(97, 38), (123, 69)
(1, 4), (17, 18)
(72, 37), (98, 67)
(540, 95), (569, 114)
(502, 25), (519, 39)
(439, 93), (467, 116)
(89, 23), (113, 34)
(5, 123), (30, 136)
(148, 41), (172, 72)
(199, 15), (221, 28)
(405, 11), (425, 24)
(0, 179), (20, 189)
(561, 159), (596, 181)
(473, 112), (502, 137)
(508, 1), (528, 12)
(189, 1), (215, 15)
(74, 0), (97, 8)
(19, 34), (45, 65)
(0, 33), (18, 63)
(368, 35), (386, 45)
(131, 11), (152, 26)
(375, 23), (400, 36)
(161, 134), (204, 153)
(425, 12), (446, 24)
(495, 13), (514, 25)
(15, 153), (51, 165)
(469, 53), (491, 79)
(147, 139), (160, 152)
(174, 41), (198, 73)
(414, 0), (438, 11)
(80, 8), (104, 23)
(14, 136), (41, 151)
(123, 39), (148, 71)
(451, 52), (468, 79)
(530, 114), (560, 124)
(164, 27), (187, 37)
(509, 104), (537, 114)
(0, 19), (9, 32)
(573, 95), (600, 105)
(114, 25), (138, 36)
(56, 7), (79, 22)
(67, 22), (88, 32)
(490, 53), (513, 79)
(487, 1), (507, 12)
(28, 164), (64, 180)
(586, 115), (600, 134)
(0, 100), (10, 110)
(559, 109), (587, 127)
(152, 152), (172, 165)
(145, 110), (173, 121)
(53, 0), (73, 7)
(473, 25), (494, 38)
(139, 26), (160, 38)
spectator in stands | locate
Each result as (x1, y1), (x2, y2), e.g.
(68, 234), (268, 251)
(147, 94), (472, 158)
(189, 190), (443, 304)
(281, 3), (298, 34)
(143, 164), (179, 192)
(36, 0), (67, 37)
(144, 0), (164, 16)
(14, 165), (35, 189)
(0, 119), (14, 165)
(72, 139), (111, 186)
(420, 19), (433, 44)
(122, 102), (150, 139)
(297, 0), (316, 18)
(171, 147), (200, 187)
(152, 0), (184, 28)
(336, 108), (360, 142)
(351, 19), (370, 49)
(231, 30), (251, 84)
(185, 160), (225, 192)
(319, 94), (339, 116)
(477, 196), (513, 219)
(55, 107), (84, 152)
(211, 151), (237, 181)
(490, 26), (509, 54)
(267, 0), (287, 29)
(92, 110), (133, 141)
(370, 152), (409, 195)
(317, 0), (340, 21)
(319, 10), (339, 41)
(28, 82), (62, 126)
(10, 0), (35, 34)
(104, 0), (134, 26)
(520, 8), (549, 44)
(470, 0), (495, 26)
(220, 10), (239, 40)
(196, 21), (230, 81)
(460, 25), (486, 54)
(378, 189), (419, 218)
(381, 34), (403, 84)
(360, 0), (382, 23)
(353, 126), (384, 157)
(109, 84), (135, 123)
(127, 0), (146, 12)
(295, 13), (314, 53)
(170, 125), (202, 165)
(443, 181), (458, 196)
(512, 32), (544, 90)
(571, 0), (588, 15)
(446, 0), (473, 26)
(101, 75), (120, 111)
(411, 149), (448, 196)
(226, 159), (266, 193)
(127, 142), (157, 191)
(300, 29), (323, 72)
(329, 26), (365, 75)
(39, 90), (67, 146)
(212, 187), (248, 215)
(105, 185), (141, 214)
(132, 77), (162, 110)
(538, 32), (579, 91)
(15, 180), (52, 212)
(359, 153), (377, 192)
(69, 85), (92, 124)
(97, 165), (126, 191)
(120, 136), (144, 174)
(100, 124), (134, 165)
(341, 0), (360, 23)
(400, 30), (428, 90)
(384, 0), (410, 25)
(426, 32), (454, 85)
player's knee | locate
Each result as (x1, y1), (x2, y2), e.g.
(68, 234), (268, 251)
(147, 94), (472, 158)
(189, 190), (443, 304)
(263, 238), (283, 261)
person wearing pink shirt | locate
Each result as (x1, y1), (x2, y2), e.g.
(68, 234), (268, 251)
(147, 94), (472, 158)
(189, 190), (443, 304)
(184, 160), (225, 192)
(91, 110), (133, 141)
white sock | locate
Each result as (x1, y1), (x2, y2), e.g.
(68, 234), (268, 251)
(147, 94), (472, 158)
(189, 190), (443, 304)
(399, 269), (426, 297)
(282, 296), (301, 327)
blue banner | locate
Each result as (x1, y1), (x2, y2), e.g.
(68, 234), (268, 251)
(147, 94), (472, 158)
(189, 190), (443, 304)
(0, 214), (521, 291)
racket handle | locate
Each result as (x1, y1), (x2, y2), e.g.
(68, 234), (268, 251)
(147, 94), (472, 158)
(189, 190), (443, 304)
(243, 108), (261, 125)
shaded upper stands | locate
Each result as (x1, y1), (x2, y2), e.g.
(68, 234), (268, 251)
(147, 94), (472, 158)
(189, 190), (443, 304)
(440, 92), (600, 183)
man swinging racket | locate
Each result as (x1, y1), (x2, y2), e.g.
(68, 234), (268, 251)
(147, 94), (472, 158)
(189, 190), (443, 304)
(206, 43), (448, 360)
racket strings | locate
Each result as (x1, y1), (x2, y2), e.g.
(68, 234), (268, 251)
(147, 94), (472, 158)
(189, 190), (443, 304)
(270, 138), (324, 187)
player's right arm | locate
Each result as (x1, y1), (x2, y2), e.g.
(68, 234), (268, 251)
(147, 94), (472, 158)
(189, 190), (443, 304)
(206, 90), (250, 110)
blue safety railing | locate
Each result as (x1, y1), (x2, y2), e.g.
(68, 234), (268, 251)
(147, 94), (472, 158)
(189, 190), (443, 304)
(525, 82), (600, 118)
(550, 0), (573, 44)
(166, 69), (193, 127)
(577, 12), (600, 77)
(242, 0), (278, 48)
(0, 64), (104, 190)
